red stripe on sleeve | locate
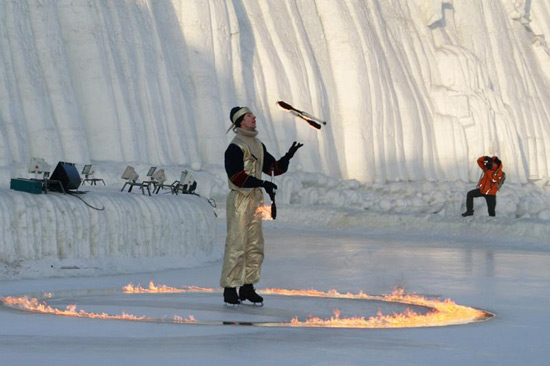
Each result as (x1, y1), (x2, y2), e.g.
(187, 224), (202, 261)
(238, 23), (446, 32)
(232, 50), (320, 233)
(230, 170), (249, 187)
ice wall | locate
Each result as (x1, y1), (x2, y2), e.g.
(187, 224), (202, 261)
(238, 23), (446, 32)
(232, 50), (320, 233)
(1, 0), (550, 183)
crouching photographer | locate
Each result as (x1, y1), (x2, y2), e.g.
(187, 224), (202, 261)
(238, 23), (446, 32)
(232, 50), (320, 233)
(462, 156), (505, 217)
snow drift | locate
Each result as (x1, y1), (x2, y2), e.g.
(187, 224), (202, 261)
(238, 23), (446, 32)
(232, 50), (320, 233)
(0, 187), (217, 278)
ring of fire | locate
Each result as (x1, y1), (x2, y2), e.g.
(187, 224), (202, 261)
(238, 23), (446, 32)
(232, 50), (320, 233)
(0, 282), (494, 329)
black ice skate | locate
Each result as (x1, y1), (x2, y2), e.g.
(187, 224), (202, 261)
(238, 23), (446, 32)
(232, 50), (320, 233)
(239, 284), (264, 306)
(223, 287), (240, 306)
(461, 210), (474, 217)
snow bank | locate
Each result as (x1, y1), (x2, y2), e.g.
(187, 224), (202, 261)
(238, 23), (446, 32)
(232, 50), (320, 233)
(2, 160), (550, 279)
(0, 186), (218, 279)
(275, 170), (550, 219)
(222, 167), (550, 244)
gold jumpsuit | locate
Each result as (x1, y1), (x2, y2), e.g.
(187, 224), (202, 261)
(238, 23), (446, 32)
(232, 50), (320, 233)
(220, 130), (266, 288)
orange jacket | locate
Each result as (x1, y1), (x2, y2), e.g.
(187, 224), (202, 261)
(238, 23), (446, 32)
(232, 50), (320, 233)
(476, 156), (504, 195)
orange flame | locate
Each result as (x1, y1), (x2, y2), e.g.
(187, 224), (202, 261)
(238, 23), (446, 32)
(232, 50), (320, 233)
(2, 296), (150, 321)
(0, 283), (492, 329)
(122, 281), (213, 294)
(263, 287), (491, 328)
(174, 314), (196, 323)
(1, 295), (196, 324)
(256, 205), (273, 220)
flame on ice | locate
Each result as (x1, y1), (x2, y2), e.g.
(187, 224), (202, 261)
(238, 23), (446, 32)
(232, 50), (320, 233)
(264, 287), (491, 328)
(256, 205), (273, 220)
(0, 284), (492, 329)
(2, 296), (150, 321)
(123, 281), (214, 294)
(174, 314), (196, 324)
(1, 295), (198, 324)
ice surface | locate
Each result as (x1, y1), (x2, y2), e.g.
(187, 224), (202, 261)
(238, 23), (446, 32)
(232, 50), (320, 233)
(1, 222), (549, 366)
(2, 0), (550, 273)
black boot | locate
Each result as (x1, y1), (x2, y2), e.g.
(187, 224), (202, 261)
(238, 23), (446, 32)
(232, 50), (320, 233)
(223, 287), (240, 305)
(461, 210), (474, 217)
(239, 284), (263, 305)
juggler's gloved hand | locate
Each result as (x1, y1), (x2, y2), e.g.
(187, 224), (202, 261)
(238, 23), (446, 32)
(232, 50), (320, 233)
(285, 141), (304, 160)
(262, 181), (277, 196)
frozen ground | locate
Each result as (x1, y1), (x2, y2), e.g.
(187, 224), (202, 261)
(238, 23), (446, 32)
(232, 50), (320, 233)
(1, 219), (549, 366)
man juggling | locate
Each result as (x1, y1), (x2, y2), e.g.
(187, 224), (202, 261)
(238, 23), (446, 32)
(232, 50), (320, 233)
(220, 106), (302, 306)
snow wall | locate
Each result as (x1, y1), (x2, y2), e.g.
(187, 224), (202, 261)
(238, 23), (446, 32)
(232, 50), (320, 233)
(1, 0), (550, 184)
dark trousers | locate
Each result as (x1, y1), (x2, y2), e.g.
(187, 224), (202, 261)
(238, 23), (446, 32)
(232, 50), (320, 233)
(466, 189), (496, 216)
